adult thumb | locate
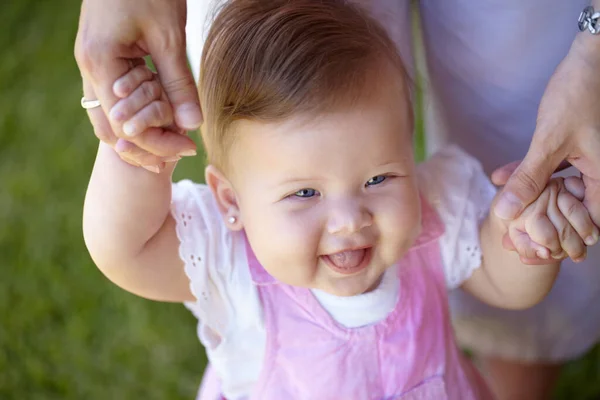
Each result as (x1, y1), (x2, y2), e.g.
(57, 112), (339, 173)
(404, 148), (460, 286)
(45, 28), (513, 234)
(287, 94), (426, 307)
(150, 39), (202, 131)
(494, 147), (562, 220)
(492, 160), (573, 187)
(491, 160), (521, 186)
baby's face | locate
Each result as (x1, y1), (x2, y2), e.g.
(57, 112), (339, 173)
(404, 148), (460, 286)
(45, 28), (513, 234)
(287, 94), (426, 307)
(226, 90), (420, 296)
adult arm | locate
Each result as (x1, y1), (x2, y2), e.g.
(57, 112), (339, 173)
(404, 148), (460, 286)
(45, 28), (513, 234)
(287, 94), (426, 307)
(494, 2), (600, 232)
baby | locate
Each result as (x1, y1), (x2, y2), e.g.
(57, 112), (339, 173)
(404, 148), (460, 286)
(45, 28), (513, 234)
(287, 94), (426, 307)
(83, 1), (595, 398)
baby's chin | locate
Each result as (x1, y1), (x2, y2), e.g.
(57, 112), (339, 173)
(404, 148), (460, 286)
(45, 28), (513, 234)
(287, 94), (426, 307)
(264, 263), (388, 297)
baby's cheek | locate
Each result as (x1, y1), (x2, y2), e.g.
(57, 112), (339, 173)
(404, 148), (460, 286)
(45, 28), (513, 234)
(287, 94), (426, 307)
(247, 212), (321, 286)
(375, 196), (420, 258)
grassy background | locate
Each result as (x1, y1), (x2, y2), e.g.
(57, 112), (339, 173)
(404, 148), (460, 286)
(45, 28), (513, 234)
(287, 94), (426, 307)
(1, 1), (205, 398)
(1, 0), (600, 398)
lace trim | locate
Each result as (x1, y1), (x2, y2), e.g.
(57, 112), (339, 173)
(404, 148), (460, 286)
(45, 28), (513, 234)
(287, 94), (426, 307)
(421, 146), (496, 289)
(171, 180), (227, 348)
(172, 181), (208, 303)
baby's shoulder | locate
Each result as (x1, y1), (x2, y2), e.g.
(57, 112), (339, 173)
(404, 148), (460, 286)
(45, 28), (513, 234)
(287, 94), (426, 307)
(418, 146), (483, 180)
(417, 146), (496, 289)
(417, 145), (487, 202)
(172, 180), (258, 329)
(171, 179), (245, 288)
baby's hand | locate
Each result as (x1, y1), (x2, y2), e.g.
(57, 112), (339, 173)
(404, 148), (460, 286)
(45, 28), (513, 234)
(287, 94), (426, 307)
(505, 176), (598, 263)
(109, 63), (178, 139)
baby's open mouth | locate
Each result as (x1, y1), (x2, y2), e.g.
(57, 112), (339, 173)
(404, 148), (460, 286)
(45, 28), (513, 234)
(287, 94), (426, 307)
(323, 247), (371, 275)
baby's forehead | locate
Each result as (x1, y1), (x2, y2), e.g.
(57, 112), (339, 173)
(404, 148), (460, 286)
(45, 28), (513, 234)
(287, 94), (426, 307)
(226, 102), (413, 179)
(213, 65), (413, 175)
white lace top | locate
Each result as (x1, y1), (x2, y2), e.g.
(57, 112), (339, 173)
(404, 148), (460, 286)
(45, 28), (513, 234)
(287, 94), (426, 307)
(171, 145), (496, 399)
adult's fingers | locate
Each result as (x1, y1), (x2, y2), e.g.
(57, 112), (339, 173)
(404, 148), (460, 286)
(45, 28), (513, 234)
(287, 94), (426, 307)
(75, 35), (138, 137)
(119, 127), (197, 158)
(86, 50), (196, 158)
(583, 175), (600, 229)
(83, 77), (164, 168)
(88, 54), (195, 158)
(114, 139), (167, 164)
(147, 25), (202, 130)
(74, 0), (195, 162)
(491, 161), (521, 186)
(546, 185), (587, 262)
(492, 160), (573, 187)
(81, 78), (117, 145)
(493, 142), (565, 220)
(558, 190), (599, 247)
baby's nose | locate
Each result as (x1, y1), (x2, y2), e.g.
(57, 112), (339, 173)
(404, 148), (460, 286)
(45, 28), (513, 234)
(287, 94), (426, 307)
(326, 201), (373, 235)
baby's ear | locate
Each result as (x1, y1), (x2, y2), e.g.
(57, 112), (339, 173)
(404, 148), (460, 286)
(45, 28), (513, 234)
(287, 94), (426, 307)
(205, 165), (243, 230)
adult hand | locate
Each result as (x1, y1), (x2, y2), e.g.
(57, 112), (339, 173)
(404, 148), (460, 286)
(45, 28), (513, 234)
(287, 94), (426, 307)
(74, 0), (200, 168)
(495, 165), (593, 265)
(492, 33), (600, 235)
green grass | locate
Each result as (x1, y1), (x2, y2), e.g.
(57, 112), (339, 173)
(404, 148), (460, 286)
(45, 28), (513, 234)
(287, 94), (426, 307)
(1, 0), (599, 398)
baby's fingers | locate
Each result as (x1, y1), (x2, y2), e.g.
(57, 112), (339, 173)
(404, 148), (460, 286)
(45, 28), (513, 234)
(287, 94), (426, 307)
(509, 225), (550, 261)
(121, 100), (174, 137)
(113, 64), (155, 98)
(125, 126), (196, 158)
(502, 232), (550, 265)
(111, 78), (162, 119)
(558, 190), (599, 248)
(115, 138), (178, 173)
(524, 213), (560, 259)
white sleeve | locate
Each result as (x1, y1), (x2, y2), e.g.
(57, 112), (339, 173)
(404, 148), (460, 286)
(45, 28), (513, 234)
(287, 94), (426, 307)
(418, 146), (497, 289)
(171, 180), (260, 350)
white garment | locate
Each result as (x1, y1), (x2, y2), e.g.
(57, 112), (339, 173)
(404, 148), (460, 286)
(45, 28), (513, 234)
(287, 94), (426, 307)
(172, 146), (494, 399)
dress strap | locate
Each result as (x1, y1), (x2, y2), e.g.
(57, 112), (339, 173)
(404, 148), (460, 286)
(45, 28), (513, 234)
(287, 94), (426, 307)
(410, 194), (445, 250)
(244, 233), (277, 285)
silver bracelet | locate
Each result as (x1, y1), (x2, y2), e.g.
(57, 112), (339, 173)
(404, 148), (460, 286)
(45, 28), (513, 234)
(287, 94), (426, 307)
(579, 6), (600, 34)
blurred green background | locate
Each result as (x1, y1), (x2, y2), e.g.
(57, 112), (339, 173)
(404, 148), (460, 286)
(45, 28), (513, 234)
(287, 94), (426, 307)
(2, 0), (600, 399)
(1, 1), (205, 398)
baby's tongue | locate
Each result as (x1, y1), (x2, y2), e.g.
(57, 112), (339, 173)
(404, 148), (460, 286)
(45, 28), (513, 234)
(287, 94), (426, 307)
(329, 249), (365, 269)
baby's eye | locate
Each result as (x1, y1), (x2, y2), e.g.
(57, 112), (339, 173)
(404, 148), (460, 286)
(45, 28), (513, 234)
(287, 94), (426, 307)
(366, 175), (386, 186)
(294, 188), (318, 198)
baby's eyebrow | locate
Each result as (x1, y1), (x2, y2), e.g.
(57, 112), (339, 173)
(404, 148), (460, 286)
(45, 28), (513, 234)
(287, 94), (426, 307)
(269, 176), (326, 191)
(376, 161), (405, 168)
(268, 161), (409, 188)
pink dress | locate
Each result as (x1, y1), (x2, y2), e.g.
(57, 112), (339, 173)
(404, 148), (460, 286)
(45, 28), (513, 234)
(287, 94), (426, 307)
(197, 198), (492, 400)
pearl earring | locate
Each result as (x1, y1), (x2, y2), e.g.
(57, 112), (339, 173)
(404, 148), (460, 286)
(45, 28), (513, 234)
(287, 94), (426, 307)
(228, 216), (236, 224)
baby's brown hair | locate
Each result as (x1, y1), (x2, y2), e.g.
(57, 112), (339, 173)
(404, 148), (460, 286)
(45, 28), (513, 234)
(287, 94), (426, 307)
(199, 0), (410, 169)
